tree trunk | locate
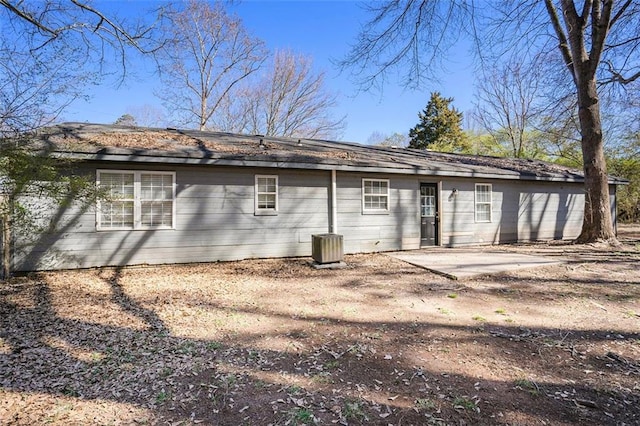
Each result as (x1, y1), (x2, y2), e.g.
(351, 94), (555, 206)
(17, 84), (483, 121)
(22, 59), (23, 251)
(2, 212), (11, 280)
(199, 94), (207, 131)
(575, 77), (617, 244)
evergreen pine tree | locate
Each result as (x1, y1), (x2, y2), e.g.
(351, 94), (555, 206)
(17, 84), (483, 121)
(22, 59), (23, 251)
(409, 92), (468, 152)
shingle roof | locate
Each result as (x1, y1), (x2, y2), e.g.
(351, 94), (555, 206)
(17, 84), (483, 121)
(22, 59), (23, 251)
(34, 122), (626, 184)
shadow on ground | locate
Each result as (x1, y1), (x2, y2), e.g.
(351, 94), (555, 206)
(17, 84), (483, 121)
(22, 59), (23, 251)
(1, 231), (639, 425)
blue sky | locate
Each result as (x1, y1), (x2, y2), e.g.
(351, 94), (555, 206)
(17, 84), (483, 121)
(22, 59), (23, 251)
(63, 0), (476, 143)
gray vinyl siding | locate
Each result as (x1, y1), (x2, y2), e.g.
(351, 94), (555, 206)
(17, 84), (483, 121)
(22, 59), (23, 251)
(12, 163), (608, 272)
(336, 172), (421, 253)
(14, 164), (330, 271)
(610, 184), (618, 232)
(439, 179), (585, 246)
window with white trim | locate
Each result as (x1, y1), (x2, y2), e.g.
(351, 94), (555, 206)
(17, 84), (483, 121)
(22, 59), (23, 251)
(475, 183), (492, 222)
(97, 170), (175, 230)
(362, 178), (389, 212)
(255, 175), (278, 215)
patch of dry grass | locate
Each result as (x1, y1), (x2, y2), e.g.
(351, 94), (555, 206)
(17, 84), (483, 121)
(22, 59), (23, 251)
(1, 240), (639, 425)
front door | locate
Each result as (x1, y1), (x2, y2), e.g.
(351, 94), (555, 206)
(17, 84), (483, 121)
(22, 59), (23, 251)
(420, 183), (438, 246)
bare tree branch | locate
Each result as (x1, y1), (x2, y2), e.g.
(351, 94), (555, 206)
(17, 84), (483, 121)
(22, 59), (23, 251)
(0, 0), (58, 35)
(601, 61), (640, 84)
(609, 0), (633, 27)
(1, 0), (169, 96)
(1, 1), (166, 54)
(155, 0), (266, 131)
(473, 59), (545, 158)
(589, 0), (614, 75)
(222, 50), (345, 139)
(338, 0), (473, 90)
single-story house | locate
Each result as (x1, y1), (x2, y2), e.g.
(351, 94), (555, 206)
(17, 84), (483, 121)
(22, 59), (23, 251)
(10, 122), (625, 272)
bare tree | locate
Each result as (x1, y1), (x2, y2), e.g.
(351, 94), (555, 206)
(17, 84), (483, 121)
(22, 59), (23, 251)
(0, 1), (165, 277)
(212, 87), (256, 135)
(342, 1), (472, 90)
(366, 131), (387, 145)
(1, 1), (165, 135)
(114, 114), (137, 126)
(124, 104), (168, 128)
(1, 1), (166, 90)
(0, 34), (90, 134)
(543, 1), (640, 243)
(156, 0), (267, 131)
(342, 0), (640, 244)
(474, 60), (543, 158)
(228, 50), (345, 139)
(367, 131), (409, 147)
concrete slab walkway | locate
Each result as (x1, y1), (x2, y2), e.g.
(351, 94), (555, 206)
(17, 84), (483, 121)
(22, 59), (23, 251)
(387, 248), (563, 280)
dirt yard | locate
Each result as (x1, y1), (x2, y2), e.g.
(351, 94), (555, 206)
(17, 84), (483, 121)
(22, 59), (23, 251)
(1, 226), (639, 426)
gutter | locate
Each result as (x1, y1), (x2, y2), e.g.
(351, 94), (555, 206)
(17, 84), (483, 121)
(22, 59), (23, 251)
(52, 151), (608, 184)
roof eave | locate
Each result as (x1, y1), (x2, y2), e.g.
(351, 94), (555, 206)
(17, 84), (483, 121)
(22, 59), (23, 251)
(53, 150), (593, 184)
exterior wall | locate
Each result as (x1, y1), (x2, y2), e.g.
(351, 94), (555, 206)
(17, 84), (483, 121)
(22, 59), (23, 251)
(610, 184), (618, 233)
(439, 178), (585, 247)
(14, 163), (331, 271)
(335, 174), (587, 252)
(13, 162), (601, 271)
(336, 172), (421, 254)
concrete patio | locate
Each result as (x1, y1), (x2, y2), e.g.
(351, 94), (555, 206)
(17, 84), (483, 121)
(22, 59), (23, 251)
(387, 248), (563, 280)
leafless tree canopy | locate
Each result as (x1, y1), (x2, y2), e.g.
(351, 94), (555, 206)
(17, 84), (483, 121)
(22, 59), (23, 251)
(343, 1), (640, 92)
(0, 0), (166, 134)
(155, 0), (267, 131)
(1, 0), (166, 76)
(340, 0), (474, 89)
(155, 2), (344, 139)
(223, 51), (345, 139)
(473, 60), (544, 158)
(0, 33), (88, 134)
(124, 104), (168, 129)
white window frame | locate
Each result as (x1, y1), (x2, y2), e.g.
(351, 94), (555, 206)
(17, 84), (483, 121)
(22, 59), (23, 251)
(475, 183), (492, 223)
(362, 178), (390, 214)
(255, 174), (278, 216)
(97, 170), (176, 231)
